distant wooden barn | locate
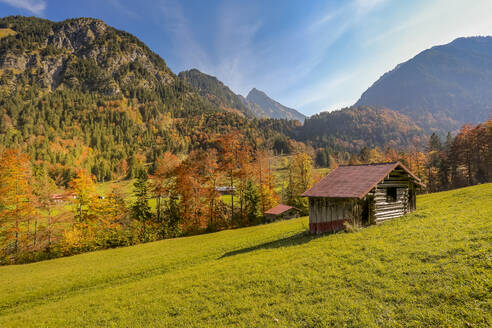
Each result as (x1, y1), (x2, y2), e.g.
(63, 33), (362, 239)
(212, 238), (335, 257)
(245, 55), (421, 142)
(50, 193), (75, 203)
(264, 204), (300, 222)
(302, 162), (425, 234)
(216, 186), (236, 195)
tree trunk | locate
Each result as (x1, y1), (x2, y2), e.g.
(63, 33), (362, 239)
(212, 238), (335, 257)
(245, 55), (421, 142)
(33, 219), (37, 248)
(230, 172), (234, 221)
(157, 195), (161, 223)
(47, 209), (52, 249)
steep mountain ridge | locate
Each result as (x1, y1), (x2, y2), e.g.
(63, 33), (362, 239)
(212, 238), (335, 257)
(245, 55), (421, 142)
(356, 36), (492, 131)
(245, 88), (306, 122)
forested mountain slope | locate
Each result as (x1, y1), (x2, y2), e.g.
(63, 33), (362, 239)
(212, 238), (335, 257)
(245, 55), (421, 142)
(279, 106), (426, 152)
(356, 36), (492, 131)
(0, 16), (287, 182)
(0, 16), (176, 96)
(178, 69), (254, 118)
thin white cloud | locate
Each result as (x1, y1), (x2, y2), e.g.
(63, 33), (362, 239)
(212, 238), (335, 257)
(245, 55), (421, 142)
(107, 0), (141, 20)
(354, 0), (388, 13)
(0, 0), (46, 15)
(271, 0), (390, 114)
(157, 0), (210, 70)
(287, 72), (357, 116)
(212, 1), (262, 95)
(157, 0), (388, 107)
(307, 6), (345, 32)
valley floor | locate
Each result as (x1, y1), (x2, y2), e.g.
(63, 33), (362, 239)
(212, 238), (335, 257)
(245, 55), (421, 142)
(0, 184), (491, 327)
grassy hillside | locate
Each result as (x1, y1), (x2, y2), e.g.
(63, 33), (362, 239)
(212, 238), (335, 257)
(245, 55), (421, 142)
(0, 184), (490, 327)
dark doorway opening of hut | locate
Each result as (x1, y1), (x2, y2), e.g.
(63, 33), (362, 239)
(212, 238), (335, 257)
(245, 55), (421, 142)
(387, 187), (397, 202)
(361, 196), (374, 225)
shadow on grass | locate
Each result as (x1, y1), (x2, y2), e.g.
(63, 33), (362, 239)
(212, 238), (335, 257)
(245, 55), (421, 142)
(219, 231), (321, 259)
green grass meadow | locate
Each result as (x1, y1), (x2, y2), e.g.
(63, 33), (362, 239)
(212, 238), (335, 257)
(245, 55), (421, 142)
(0, 184), (490, 327)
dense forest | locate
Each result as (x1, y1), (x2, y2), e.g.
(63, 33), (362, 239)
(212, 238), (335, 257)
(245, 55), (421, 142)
(269, 106), (428, 153)
(0, 85), (291, 183)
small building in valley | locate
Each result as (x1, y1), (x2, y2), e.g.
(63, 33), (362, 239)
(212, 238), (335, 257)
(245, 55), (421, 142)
(264, 204), (300, 222)
(301, 162), (425, 234)
(216, 186), (236, 195)
(50, 193), (75, 203)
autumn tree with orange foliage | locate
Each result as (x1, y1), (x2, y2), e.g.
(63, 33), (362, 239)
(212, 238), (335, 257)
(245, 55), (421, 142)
(32, 168), (59, 250)
(450, 121), (491, 186)
(152, 152), (181, 237)
(235, 146), (254, 225)
(217, 132), (242, 221)
(173, 152), (202, 233)
(151, 152), (181, 225)
(352, 119), (491, 191)
(0, 150), (37, 262)
(197, 149), (226, 230)
(255, 151), (279, 216)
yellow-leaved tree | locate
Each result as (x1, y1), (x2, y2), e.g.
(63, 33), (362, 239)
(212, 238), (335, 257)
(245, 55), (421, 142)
(285, 153), (314, 214)
(256, 151), (279, 216)
(0, 149), (37, 262)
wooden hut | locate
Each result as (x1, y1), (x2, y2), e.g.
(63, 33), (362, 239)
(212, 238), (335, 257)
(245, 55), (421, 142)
(264, 204), (300, 222)
(216, 186), (235, 195)
(301, 162), (425, 234)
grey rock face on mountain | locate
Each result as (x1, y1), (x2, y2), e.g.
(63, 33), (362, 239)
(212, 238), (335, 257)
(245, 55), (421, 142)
(245, 88), (306, 122)
(238, 95), (264, 117)
(356, 36), (492, 131)
(0, 16), (175, 95)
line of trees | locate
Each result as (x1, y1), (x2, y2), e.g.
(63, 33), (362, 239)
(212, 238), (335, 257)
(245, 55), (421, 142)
(344, 119), (491, 192)
(423, 121), (491, 192)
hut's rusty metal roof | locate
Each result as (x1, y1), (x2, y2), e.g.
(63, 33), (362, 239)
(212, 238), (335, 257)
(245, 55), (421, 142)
(265, 204), (296, 215)
(301, 162), (425, 199)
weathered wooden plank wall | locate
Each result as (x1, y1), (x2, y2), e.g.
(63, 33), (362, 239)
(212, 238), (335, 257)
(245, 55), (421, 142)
(309, 197), (366, 233)
(373, 169), (411, 223)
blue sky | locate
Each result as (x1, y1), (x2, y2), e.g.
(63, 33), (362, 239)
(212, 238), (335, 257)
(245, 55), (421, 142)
(1, 0), (492, 116)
